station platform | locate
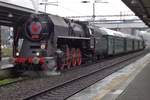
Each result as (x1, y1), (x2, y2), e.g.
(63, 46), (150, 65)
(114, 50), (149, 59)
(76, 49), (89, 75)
(116, 60), (150, 100)
(68, 53), (150, 100)
(0, 57), (13, 69)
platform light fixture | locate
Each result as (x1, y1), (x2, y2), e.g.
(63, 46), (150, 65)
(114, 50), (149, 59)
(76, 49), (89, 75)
(8, 13), (13, 18)
(131, 0), (137, 4)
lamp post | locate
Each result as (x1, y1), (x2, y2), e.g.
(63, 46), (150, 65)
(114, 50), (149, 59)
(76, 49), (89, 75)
(93, 2), (96, 25)
(39, 0), (58, 13)
(81, 0), (108, 25)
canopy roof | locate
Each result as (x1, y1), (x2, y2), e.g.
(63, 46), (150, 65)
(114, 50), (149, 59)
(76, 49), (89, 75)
(122, 0), (150, 27)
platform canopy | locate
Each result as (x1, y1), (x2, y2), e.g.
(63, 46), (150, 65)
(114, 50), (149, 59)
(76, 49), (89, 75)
(0, 1), (36, 26)
(122, 0), (150, 27)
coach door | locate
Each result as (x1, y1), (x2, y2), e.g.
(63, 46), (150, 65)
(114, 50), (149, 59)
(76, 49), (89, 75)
(108, 36), (114, 55)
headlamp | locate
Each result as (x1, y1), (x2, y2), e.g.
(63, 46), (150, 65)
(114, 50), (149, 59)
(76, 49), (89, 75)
(16, 52), (19, 56)
(36, 52), (40, 56)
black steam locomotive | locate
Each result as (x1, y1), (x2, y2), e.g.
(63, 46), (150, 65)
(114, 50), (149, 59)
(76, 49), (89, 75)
(12, 14), (145, 71)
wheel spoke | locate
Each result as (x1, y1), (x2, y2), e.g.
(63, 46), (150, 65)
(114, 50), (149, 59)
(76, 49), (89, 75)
(72, 48), (76, 67)
(77, 48), (82, 65)
(67, 48), (71, 69)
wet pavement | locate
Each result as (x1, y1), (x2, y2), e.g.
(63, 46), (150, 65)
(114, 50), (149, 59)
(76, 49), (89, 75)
(67, 53), (150, 100)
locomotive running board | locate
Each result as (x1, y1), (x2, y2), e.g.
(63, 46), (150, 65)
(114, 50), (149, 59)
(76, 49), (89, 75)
(57, 36), (90, 40)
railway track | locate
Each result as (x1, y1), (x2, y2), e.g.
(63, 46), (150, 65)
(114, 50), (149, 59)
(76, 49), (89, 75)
(0, 50), (148, 100)
(23, 50), (148, 100)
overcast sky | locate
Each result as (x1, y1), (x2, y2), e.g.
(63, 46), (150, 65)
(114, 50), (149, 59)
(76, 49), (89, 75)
(1, 0), (135, 17)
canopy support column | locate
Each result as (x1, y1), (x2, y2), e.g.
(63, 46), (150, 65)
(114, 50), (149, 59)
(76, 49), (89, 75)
(0, 26), (1, 61)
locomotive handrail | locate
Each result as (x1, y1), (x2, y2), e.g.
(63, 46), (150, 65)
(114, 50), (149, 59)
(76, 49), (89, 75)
(57, 36), (90, 40)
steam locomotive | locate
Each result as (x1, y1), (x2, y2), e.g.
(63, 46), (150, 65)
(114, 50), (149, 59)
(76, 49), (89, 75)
(12, 14), (145, 71)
